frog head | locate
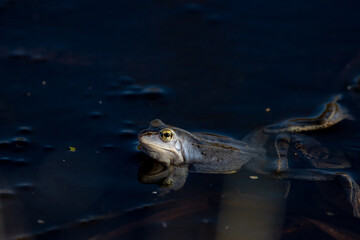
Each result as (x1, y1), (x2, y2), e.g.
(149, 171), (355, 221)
(138, 119), (191, 165)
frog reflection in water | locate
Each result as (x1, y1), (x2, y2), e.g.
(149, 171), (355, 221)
(138, 95), (360, 217)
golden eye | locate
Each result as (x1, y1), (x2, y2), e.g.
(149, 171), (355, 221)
(160, 129), (174, 142)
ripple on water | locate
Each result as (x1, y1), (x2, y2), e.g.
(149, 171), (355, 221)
(141, 86), (166, 100)
(43, 145), (55, 151)
(11, 137), (30, 151)
(0, 157), (12, 164)
(15, 183), (35, 191)
(107, 75), (136, 90)
(30, 54), (47, 62)
(0, 137), (31, 151)
(118, 75), (136, 84)
(117, 129), (137, 138)
(123, 120), (136, 127)
(0, 189), (16, 198)
(8, 50), (47, 63)
(0, 157), (28, 166)
(11, 137), (30, 145)
(126, 84), (143, 91)
(8, 49), (28, 60)
(0, 140), (11, 149)
(89, 111), (104, 119)
(183, 3), (203, 14)
(103, 144), (116, 150)
(13, 158), (28, 166)
(107, 85), (168, 100)
(17, 126), (33, 134)
(205, 14), (222, 24)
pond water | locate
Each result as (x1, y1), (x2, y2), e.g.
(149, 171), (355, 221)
(1, 0), (360, 239)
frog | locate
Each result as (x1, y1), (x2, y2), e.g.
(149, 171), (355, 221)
(137, 95), (360, 217)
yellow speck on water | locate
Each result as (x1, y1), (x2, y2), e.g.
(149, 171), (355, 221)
(37, 219), (45, 224)
(265, 108), (271, 112)
(42, 81), (46, 85)
(249, 176), (259, 180)
(69, 147), (76, 152)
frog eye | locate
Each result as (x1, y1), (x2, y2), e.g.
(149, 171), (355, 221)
(159, 129), (174, 142)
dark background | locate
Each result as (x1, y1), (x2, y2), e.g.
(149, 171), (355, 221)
(1, 0), (360, 239)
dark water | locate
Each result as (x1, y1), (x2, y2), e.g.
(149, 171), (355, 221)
(1, 0), (360, 239)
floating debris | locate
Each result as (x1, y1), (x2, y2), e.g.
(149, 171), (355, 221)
(42, 81), (47, 85)
(265, 108), (271, 112)
(69, 147), (76, 152)
(37, 219), (45, 224)
(249, 175), (259, 180)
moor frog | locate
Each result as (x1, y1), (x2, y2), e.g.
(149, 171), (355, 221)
(137, 95), (360, 217)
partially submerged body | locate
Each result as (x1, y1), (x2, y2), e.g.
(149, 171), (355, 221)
(138, 95), (360, 217)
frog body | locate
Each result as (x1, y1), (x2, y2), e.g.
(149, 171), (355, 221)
(138, 120), (264, 173)
(263, 94), (354, 133)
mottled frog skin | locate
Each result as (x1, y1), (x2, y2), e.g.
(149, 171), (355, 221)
(138, 95), (360, 216)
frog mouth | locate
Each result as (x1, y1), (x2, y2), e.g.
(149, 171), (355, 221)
(138, 143), (176, 157)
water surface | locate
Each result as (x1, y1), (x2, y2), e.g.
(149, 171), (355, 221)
(1, 0), (360, 239)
